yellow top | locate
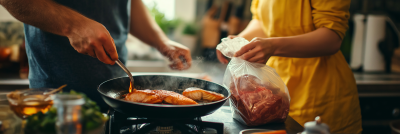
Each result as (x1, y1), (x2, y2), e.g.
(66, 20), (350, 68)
(251, 0), (362, 133)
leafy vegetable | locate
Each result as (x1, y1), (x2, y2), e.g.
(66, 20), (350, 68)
(25, 90), (108, 133)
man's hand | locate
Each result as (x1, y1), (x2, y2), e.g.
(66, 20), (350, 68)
(67, 19), (118, 65)
(158, 41), (192, 70)
(128, 0), (191, 70)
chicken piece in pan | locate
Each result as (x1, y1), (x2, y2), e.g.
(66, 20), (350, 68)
(182, 87), (225, 102)
(125, 89), (198, 105)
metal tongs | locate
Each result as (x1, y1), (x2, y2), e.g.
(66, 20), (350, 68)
(115, 59), (134, 88)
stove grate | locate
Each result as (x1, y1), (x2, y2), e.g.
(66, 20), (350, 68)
(106, 109), (223, 134)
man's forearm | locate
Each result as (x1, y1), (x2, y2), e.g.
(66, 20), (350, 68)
(129, 0), (168, 49)
(0, 0), (90, 37)
(272, 28), (342, 57)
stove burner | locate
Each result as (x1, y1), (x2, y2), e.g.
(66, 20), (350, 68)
(106, 109), (224, 134)
(154, 126), (174, 134)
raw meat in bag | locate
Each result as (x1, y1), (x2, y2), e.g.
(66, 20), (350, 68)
(217, 37), (290, 126)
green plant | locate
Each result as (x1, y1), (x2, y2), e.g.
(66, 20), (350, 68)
(182, 22), (199, 35)
(0, 21), (24, 47)
(148, 3), (181, 34)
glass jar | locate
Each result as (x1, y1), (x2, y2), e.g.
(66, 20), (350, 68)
(54, 94), (85, 134)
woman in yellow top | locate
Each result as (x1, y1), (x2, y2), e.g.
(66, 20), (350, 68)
(217, 0), (362, 133)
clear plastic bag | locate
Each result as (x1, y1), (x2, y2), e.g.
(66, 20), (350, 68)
(217, 37), (290, 126)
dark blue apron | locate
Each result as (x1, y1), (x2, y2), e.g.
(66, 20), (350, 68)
(24, 0), (130, 111)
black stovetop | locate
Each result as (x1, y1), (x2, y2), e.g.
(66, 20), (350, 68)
(106, 106), (304, 134)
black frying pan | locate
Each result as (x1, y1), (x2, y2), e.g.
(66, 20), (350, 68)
(98, 75), (231, 119)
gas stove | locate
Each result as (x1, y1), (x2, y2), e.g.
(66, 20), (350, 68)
(106, 109), (223, 134)
(105, 106), (304, 134)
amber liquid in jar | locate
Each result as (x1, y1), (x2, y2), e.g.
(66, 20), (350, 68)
(9, 95), (53, 119)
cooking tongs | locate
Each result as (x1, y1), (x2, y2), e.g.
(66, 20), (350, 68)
(115, 59), (134, 88)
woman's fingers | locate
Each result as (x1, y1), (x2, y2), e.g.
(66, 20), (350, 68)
(248, 52), (266, 63)
(216, 50), (229, 64)
(234, 40), (258, 57)
(241, 46), (263, 60)
(228, 37), (273, 64)
(227, 35), (237, 39)
(255, 59), (267, 64)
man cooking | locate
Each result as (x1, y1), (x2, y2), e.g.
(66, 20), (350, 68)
(0, 0), (192, 111)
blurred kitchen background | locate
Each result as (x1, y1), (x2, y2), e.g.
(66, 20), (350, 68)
(0, 0), (400, 133)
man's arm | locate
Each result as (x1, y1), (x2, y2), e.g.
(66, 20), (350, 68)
(0, 0), (118, 64)
(129, 0), (168, 49)
(129, 0), (192, 70)
(1, 0), (83, 36)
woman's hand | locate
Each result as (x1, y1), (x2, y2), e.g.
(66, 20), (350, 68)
(234, 37), (277, 64)
(158, 40), (192, 70)
(216, 35), (237, 64)
(216, 50), (229, 64)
